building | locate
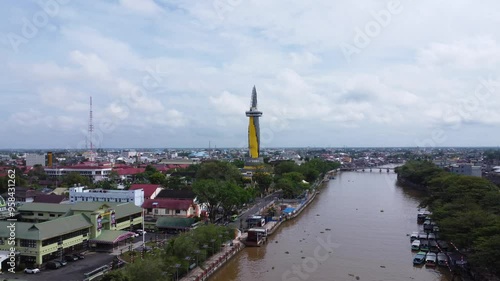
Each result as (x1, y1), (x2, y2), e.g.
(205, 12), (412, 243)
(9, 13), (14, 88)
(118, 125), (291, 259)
(45, 165), (112, 182)
(142, 189), (200, 232)
(1, 187), (44, 204)
(69, 186), (144, 207)
(129, 184), (163, 200)
(245, 86), (263, 167)
(450, 163), (482, 177)
(0, 202), (142, 266)
(25, 153), (46, 167)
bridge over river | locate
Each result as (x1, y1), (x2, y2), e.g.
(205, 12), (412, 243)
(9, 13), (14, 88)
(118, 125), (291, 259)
(339, 166), (397, 172)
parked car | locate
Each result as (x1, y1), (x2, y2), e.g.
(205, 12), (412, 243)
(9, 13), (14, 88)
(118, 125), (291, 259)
(65, 255), (78, 262)
(24, 267), (41, 274)
(136, 229), (146, 236)
(425, 252), (437, 267)
(46, 261), (61, 269)
(55, 260), (67, 266)
(76, 253), (85, 259)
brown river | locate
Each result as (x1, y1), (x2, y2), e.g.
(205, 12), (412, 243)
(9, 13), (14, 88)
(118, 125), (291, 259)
(210, 170), (451, 281)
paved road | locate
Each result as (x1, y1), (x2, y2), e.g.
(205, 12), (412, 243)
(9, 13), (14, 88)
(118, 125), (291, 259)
(10, 251), (115, 281)
(228, 191), (282, 230)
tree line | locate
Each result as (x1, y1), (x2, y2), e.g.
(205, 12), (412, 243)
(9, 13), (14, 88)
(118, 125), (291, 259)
(396, 160), (500, 276)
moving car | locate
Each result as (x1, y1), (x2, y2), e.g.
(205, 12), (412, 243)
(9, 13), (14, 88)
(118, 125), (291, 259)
(46, 261), (61, 269)
(136, 229), (147, 236)
(55, 260), (67, 266)
(24, 267), (41, 274)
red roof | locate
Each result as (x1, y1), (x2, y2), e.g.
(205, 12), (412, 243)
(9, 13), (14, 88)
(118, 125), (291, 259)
(129, 184), (161, 199)
(114, 168), (145, 175)
(142, 198), (193, 210)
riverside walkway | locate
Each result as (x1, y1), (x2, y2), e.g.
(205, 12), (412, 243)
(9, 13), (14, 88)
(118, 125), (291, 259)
(179, 239), (244, 281)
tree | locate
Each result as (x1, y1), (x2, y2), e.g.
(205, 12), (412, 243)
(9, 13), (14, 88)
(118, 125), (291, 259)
(101, 270), (130, 281)
(192, 179), (222, 223)
(196, 161), (242, 184)
(61, 172), (90, 187)
(231, 159), (245, 169)
(273, 161), (298, 176)
(149, 172), (166, 185)
(253, 172), (273, 196)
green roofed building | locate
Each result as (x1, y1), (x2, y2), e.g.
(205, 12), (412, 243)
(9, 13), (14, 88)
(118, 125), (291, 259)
(0, 202), (143, 267)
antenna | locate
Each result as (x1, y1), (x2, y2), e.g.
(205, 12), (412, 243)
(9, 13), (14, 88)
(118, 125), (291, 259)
(89, 96), (94, 162)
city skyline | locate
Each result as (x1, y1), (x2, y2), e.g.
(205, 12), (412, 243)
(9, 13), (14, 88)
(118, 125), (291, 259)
(1, 1), (500, 149)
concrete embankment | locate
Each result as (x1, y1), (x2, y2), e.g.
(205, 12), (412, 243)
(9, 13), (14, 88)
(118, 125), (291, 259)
(181, 176), (330, 281)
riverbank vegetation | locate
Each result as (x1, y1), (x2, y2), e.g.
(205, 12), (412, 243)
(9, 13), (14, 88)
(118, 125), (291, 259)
(102, 225), (234, 281)
(395, 160), (500, 276)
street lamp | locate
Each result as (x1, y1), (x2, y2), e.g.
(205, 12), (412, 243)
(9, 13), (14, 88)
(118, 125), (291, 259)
(175, 263), (181, 281)
(185, 256), (191, 272)
(194, 249), (200, 266)
(210, 239), (216, 255)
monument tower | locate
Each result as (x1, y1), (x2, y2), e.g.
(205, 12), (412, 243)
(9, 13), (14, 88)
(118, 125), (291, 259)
(245, 86), (263, 166)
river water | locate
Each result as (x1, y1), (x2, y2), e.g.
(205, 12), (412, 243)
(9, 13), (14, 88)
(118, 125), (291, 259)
(210, 170), (451, 281)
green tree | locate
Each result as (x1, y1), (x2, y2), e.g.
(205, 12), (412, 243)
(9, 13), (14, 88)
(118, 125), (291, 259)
(101, 270), (131, 281)
(231, 159), (245, 169)
(196, 161), (242, 184)
(192, 179), (222, 223)
(149, 171), (166, 185)
(61, 172), (90, 187)
(273, 161), (298, 176)
(253, 172), (273, 196)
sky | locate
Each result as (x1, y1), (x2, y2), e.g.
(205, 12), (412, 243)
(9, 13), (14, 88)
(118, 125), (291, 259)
(1, 0), (500, 149)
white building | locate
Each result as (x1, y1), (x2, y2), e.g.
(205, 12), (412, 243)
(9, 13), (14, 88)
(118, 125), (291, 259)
(45, 165), (112, 182)
(69, 186), (144, 207)
(450, 163), (482, 177)
(26, 153), (46, 166)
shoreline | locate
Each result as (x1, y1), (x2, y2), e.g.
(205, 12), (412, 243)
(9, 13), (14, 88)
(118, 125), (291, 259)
(181, 176), (330, 281)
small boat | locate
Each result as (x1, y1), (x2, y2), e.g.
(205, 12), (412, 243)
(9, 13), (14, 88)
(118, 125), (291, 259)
(425, 252), (437, 267)
(420, 239), (429, 252)
(437, 240), (449, 251)
(413, 251), (426, 265)
(411, 240), (421, 251)
(410, 232), (419, 241)
(437, 252), (448, 267)
(429, 240), (439, 252)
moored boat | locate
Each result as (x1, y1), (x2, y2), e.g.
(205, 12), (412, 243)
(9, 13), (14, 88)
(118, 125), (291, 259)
(437, 252), (448, 267)
(411, 239), (421, 251)
(413, 251), (426, 265)
(425, 252), (437, 267)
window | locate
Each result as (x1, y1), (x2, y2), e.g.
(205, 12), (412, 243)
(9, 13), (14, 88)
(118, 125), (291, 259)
(20, 239), (37, 248)
(50, 214), (55, 217)
(175, 210), (181, 214)
(38, 213), (43, 216)
(154, 209), (159, 214)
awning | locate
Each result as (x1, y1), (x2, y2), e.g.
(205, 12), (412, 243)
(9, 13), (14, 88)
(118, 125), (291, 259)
(89, 230), (136, 244)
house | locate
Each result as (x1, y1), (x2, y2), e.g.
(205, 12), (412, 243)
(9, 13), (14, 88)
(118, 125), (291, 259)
(113, 167), (145, 181)
(129, 184), (163, 200)
(1, 187), (44, 204)
(69, 186), (144, 207)
(142, 189), (200, 232)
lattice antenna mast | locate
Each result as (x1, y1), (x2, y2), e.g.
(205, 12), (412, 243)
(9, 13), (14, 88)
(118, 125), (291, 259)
(89, 96), (94, 159)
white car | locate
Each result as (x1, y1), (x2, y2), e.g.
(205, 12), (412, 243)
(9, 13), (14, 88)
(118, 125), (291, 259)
(136, 229), (147, 235)
(24, 268), (41, 274)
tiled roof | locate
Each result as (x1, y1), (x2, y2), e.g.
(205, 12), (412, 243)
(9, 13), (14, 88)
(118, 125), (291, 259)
(114, 167), (145, 175)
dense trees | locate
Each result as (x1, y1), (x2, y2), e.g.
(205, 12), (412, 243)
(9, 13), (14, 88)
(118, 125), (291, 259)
(396, 160), (500, 276)
(101, 225), (233, 281)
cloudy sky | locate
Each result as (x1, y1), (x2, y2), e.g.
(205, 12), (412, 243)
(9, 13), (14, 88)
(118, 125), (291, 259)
(1, 0), (500, 149)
